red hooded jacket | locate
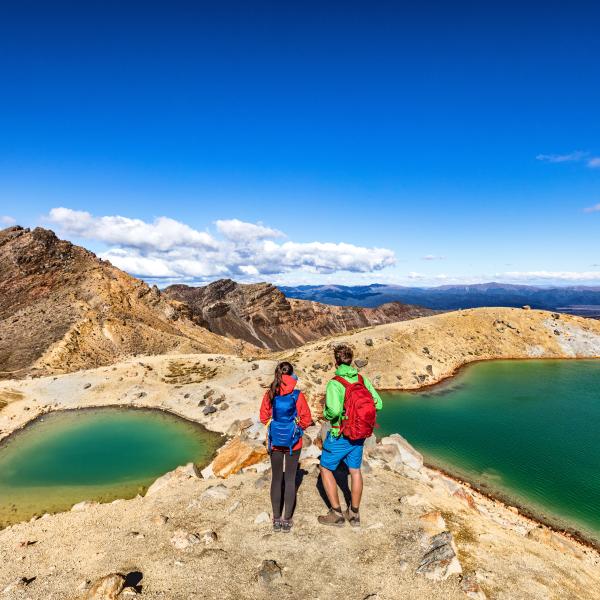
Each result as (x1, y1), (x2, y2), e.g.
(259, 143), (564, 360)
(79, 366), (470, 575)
(259, 374), (312, 452)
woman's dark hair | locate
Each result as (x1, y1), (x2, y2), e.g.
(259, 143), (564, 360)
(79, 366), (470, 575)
(268, 361), (294, 400)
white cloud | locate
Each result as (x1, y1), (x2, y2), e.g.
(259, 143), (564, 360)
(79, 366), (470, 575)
(536, 151), (588, 163)
(0, 215), (16, 225)
(215, 219), (283, 241)
(421, 254), (445, 261)
(47, 208), (217, 252)
(498, 270), (600, 282)
(46, 208), (396, 282)
(588, 157), (600, 168)
(583, 203), (600, 213)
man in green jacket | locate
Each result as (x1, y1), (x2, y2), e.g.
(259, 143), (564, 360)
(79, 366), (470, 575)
(318, 344), (383, 527)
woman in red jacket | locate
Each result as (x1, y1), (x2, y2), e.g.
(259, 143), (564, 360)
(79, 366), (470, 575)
(260, 361), (312, 533)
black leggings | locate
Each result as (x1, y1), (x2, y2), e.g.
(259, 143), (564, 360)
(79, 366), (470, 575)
(270, 449), (300, 520)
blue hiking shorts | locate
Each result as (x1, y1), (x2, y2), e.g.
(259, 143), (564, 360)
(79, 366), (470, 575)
(320, 431), (365, 471)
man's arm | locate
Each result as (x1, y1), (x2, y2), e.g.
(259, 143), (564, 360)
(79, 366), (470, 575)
(363, 376), (383, 411)
(323, 380), (344, 422)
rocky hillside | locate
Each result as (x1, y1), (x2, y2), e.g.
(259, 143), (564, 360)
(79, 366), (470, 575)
(1, 352), (600, 599)
(279, 306), (600, 400)
(0, 227), (251, 379)
(164, 279), (434, 350)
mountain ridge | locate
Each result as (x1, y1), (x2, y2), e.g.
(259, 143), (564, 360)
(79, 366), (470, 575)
(0, 226), (250, 379)
(163, 279), (434, 350)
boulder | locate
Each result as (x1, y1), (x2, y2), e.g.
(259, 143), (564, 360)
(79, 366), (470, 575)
(201, 530), (218, 545)
(416, 531), (462, 581)
(82, 574), (126, 600)
(242, 419), (267, 441)
(170, 529), (201, 550)
(258, 560), (282, 585)
(203, 405), (217, 416)
(303, 424), (321, 442)
(254, 511), (270, 524)
(461, 576), (487, 599)
(300, 443), (321, 460)
(380, 434), (423, 471)
(211, 436), (268, 478)
(418, 511), (447, 536)
(146, 463), (199, 496)
(201, 464), (215, 479)
(201, 484), (230, 501)
(224, 417), (256, 436)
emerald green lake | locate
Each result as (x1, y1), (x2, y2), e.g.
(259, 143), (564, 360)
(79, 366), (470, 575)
(379, 360), (600, 543)
(0, 407), (221, 527)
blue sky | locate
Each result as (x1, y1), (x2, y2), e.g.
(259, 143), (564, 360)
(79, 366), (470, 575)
(1, 1), (599, 286)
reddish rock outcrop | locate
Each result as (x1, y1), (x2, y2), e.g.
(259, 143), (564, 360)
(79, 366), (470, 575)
(165, 279), (434, 350)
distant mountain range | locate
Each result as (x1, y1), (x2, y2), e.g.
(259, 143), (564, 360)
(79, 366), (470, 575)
(280, 283), (600, 317)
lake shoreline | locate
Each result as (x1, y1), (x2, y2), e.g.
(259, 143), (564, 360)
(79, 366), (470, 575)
(1, 352), (599, 561)
(379, 358), (600, 553)
(425, 461), (600, 553)
(378, 354), (600, 394)
(0, 405), (222, 528)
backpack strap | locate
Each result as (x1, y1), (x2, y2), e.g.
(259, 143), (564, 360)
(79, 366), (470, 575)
(333, 375), (364, 388)
(333, 375), (350, 389)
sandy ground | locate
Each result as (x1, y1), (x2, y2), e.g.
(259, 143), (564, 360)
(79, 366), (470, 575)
(1, 307), (600, 598)
(1, 458), (599, 600)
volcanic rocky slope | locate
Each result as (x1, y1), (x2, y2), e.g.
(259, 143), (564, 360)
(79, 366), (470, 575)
(164, 279), (434, 350)
(0, 227), (247, 379)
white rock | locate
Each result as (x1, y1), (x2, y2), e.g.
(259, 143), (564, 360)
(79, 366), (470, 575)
(171, 529), (201, 550)
(254, 511), (270, 524)
(201, 530), (218, 545)
(303, 424), (321, 442)
(301, 444), (322, 460)
(201, 484), (230, 501)
(381, 434), (423, 471)
(71, 501), (97, 512)
(201, 463), (215, 479)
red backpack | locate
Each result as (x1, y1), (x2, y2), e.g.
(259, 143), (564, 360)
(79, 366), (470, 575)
(333, 374), (377, 440)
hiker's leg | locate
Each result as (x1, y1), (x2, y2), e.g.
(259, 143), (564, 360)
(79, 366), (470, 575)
(283, 450), (300, 519)
(319, 465), (342, 509)
(348, 468), (363, 510)
(345, 440), (365, 511)
(270, 451), (284, 519)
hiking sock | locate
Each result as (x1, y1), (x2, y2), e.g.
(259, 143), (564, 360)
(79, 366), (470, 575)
(332, 506), (343, 514)
(351, 506), (359, 513)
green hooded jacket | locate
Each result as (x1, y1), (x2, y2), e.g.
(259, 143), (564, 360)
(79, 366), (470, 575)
(323, 363), (383, 437)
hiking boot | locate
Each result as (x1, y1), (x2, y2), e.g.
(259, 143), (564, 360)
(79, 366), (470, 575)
(281, 519), (293, 533)
(345, 507), (360, 527)
(273, 519), (282, 532)
(317, 508), (345, 527)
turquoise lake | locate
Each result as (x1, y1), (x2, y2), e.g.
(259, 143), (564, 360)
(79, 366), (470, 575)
(0, 407), (221, 527)
(379, 360), (600, 543)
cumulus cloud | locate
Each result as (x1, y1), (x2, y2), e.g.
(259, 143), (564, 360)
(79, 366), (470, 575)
(583, 203), (600, 213)
(536, 151), (588, 163)
(215, 219), (283, 241)
(46, 207), (396, 282)
(0, 215), (16, 225)
(47, 207), (217, 252)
